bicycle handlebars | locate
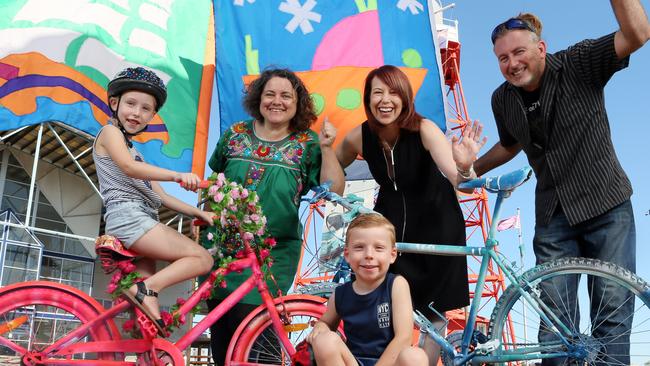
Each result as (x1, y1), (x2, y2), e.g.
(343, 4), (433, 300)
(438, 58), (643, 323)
(305, 167), (532, 227)
(180, 180), (212, 190)
(190, 168), (532, 229)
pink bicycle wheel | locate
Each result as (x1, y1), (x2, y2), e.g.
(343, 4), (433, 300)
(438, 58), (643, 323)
(227, 296), (328, 366)
(0, 281), (121, 363)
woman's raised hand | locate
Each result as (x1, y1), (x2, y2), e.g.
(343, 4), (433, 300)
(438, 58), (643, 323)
(451, 120), (487, 171)
(319, 117), (337, 148)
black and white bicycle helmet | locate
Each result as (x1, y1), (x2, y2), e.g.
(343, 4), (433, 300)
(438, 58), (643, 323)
(107, 67), (167, 111)
(106, 67), (167, 144)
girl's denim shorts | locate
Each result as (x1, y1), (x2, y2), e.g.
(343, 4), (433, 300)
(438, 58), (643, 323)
(104, 201), (159, 248)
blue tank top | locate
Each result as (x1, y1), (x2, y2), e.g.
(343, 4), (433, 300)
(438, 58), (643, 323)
(335, 273), (396, 359)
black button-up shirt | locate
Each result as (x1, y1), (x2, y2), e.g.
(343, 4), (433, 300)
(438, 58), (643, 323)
(493, 32), (632, 226)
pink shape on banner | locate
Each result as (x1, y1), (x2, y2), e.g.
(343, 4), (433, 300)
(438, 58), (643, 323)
(0, 62), (19, 80)
(312, 11), (384, 70)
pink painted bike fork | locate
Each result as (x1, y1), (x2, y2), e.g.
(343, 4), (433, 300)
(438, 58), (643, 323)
(258, 281), (297, 356)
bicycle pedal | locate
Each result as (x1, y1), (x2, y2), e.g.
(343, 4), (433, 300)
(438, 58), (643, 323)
(413, 310), (431, 331)
(475, 339), (500, 354)
(134, 309), (168, 339)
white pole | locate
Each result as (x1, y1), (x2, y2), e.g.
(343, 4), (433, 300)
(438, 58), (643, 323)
(47, 123), (102, 199)
(25, 124), (44, 226)
(517, 208), (524, 267)
(517, 207), (528, 345)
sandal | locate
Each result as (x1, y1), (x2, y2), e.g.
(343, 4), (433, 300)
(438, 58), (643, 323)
(122, 282), (166, 336)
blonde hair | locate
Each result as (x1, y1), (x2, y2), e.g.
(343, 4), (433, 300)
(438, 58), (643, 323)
(345, 214), (396, 247)
(517, 12), (543, 39)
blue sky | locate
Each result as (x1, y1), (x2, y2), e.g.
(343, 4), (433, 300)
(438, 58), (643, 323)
(167, 0), (650, 279)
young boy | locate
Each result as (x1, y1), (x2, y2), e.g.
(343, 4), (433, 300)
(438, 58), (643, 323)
(307, 214), (427, 366)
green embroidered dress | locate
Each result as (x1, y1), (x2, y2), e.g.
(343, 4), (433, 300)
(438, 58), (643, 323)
(203, 120), (322, 304)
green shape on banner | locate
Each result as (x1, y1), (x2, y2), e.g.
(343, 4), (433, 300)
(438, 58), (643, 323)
(336, 88), (361, 110)
(354, 0), (377, 12)
(245, 35), (260, 75)
(402, 48), (423, 68)
(311, 93), (325, 115)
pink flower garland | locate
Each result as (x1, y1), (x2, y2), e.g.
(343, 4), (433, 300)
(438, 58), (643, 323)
(201, 173), (277, 288)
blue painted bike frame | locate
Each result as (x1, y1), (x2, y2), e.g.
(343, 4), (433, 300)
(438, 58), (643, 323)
(312, 167), (590, 364)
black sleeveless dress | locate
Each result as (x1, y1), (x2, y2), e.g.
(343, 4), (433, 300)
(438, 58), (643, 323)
(361, 122), (469, 314)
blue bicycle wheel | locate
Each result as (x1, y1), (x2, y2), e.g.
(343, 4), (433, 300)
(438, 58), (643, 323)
(488, 257), (650, 365)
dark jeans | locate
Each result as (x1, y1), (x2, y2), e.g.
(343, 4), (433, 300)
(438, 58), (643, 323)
(533, 200), (636, 365)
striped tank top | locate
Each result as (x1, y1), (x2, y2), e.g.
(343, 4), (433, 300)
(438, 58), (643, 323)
(92, 125), (162, 209)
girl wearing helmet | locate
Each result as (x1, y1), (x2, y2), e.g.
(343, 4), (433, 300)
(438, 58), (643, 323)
(93, 67), (215, 335)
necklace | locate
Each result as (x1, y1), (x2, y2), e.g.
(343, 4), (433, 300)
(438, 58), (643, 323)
(380, 137), (399, 191)
(381, 136), (399, 151)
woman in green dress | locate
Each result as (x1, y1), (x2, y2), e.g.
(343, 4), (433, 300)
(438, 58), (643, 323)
(203, 68), (344, 364)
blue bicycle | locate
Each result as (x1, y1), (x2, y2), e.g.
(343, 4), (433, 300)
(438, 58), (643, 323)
(299, 167), (650, 365)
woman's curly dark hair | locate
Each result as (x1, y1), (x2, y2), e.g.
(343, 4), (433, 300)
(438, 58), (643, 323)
(242, 68), (317, 132)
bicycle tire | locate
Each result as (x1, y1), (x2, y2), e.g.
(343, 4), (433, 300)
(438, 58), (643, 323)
(0, 281), (121, 363)
(487, 257), (650, 365)
(227, 296), (329, 366)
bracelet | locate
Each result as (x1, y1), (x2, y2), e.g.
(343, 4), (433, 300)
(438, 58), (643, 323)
(457, 165), (475, 180)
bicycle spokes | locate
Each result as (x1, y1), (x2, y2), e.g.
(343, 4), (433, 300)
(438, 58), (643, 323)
(488, 258), (650, 365)
(0, 284), (120, 363)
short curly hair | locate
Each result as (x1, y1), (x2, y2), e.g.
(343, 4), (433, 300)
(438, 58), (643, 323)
(242, 68), (317, 132)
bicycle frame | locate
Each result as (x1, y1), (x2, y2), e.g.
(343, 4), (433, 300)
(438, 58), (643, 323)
(174, 246), (295, 353)
(314, 167), (585, 364)
(398, 190), (573, 364)
(404, 249), (580, 363)
(401, 167), (585, 364)
(2, 240), (303, 365)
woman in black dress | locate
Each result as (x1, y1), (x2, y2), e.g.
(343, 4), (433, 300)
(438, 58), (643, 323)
(336, 65), (485, 364)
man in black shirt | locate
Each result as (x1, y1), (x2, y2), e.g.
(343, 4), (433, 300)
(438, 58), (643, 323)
(474, 2), (650, 364)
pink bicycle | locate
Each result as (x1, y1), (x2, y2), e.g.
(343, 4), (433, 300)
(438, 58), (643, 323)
(0, 227), (333, 365)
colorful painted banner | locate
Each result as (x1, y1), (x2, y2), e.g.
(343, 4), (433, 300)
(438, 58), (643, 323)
(0, 0), (215, 176)
(214, 0), (447, 145)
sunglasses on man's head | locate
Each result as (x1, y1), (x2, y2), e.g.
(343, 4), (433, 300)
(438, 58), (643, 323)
(491, 18), (537, 44)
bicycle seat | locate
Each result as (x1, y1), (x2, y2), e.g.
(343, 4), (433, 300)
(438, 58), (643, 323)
(458, 167), (532, 193)
(95, 235), (138, 274)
